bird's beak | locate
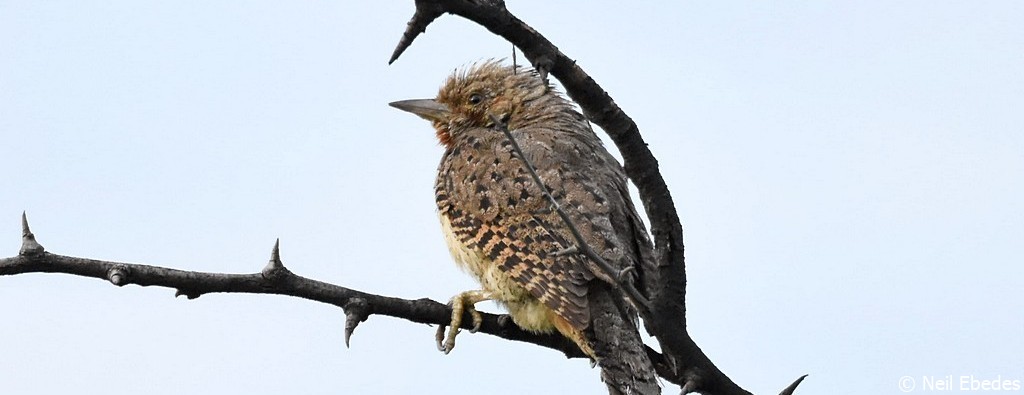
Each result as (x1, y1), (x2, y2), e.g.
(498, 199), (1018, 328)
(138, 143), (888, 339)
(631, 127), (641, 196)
(389, 99), (450, 122)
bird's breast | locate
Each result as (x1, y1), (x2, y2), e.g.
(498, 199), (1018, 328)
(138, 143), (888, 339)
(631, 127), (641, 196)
(437, 211), (556, 333)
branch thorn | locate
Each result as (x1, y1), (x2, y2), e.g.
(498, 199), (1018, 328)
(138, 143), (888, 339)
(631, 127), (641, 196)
(271, 238), (281, 263)
(778, 374), (808, 395)
(388, 2), (444, 64)
(261, 238), (289, 280)
(19, 211), (45, 256)
(343, 298), (370, 348)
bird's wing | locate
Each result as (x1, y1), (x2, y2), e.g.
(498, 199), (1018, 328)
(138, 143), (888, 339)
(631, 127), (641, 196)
(498, 153), (643, 329)
(515, 123), (649, 281)
(438, 123), (648, 331)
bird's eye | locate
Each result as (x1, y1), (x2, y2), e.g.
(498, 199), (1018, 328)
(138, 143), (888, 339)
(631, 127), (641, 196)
(468, 93), (483, 105)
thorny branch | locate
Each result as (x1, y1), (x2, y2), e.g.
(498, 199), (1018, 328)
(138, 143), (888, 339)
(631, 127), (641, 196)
(3, 213), (710, 385)
(0, 1), (808, 394)
(390, 1), (806, 394)
(0, 213), (585, 357)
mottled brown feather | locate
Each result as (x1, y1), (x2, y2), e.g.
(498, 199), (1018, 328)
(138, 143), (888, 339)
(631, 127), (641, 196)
(428, 61), (653, 355)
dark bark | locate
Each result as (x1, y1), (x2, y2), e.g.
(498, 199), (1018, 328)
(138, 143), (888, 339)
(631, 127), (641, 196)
(0, 234), (587, 358)
(0, 230), (804, 394)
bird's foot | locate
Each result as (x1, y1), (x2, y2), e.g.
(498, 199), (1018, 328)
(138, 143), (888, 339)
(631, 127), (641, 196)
(436, 290), (493, 354)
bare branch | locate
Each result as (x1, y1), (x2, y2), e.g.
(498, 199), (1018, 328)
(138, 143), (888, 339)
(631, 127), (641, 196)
(1, 222), (709, 389)
(0, 231), (589, 359)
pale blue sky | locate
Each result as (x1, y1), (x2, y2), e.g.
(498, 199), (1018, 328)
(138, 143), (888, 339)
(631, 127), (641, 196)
(1, 1), (1021, 394)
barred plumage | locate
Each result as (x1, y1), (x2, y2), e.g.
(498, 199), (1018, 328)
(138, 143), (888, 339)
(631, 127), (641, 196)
(391, 61), (654, 358)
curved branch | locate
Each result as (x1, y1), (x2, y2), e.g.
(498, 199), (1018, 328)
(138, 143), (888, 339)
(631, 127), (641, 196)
(390, 1), (804, 394)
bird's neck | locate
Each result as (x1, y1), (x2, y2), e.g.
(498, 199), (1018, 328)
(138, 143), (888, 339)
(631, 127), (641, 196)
(433, 120), (454, 148)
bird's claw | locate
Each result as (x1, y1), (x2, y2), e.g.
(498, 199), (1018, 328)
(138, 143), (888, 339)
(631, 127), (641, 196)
(468, 305), (484, 333)
(435, 324), (450, 353)
(436, 290), (489, 354)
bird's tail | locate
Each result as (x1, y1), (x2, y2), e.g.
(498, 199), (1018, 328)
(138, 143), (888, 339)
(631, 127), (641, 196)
(550, 311), (596, 358)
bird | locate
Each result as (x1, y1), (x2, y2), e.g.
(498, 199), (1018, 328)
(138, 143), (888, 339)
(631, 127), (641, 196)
(389, 61), (655, 360)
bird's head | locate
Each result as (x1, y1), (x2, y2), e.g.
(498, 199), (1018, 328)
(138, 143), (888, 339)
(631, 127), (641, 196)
(390, 61), (552, 147)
